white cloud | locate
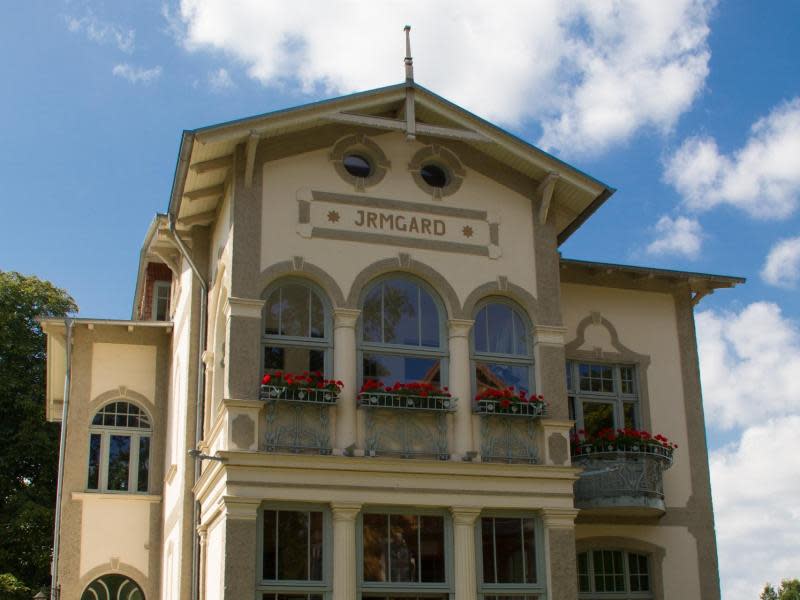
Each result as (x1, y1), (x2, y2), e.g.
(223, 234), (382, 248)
(664, 97), (800, 219)
(208, 67), (235, 91)
(112, 63), (163, 85)
(66, 12), (135, 53)
(710, 417), (800, 600)
(645, 215), (703, 258)
(761, 236), (800, 288)
(172, 0), (714, 155)
(696, 302), (800, 429)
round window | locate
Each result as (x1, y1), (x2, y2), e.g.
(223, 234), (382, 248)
(420, 164), (449, 188)
(342, 154), (372, 178)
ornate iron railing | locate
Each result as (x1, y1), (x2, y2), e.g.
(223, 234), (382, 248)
(473, 399), (547, 418)
(572, 450), (673, 512)
(359, 392), (456, 460)
(260, 385), (338, 454)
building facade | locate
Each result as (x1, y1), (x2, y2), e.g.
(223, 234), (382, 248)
(41, 81), (742, 600)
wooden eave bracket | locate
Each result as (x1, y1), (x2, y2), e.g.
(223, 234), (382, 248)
(245, 132), (259, 188)
(184, 183), (225, 202)
(536, 172), (560, 224)
(189, 155), (233, 174)
(177, 209), (217, 229)
(151, 248), (181, 278)
(321, 111), (490, 143)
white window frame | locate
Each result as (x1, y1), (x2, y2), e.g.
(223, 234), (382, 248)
(152, 280), (171, 321)
(577, 549), (653, 599)
(567, 361), (640, 433)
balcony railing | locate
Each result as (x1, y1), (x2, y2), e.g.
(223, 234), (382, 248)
(260, 385), (338, 454)
(474, 400), (545, 464)
(572, 446), (673, 516)
(358, 392), (456, 460)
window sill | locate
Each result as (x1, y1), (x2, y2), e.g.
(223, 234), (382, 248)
(72, 491), (162, 502)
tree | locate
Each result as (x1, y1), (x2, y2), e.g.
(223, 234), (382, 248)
(0, 271), (77, 592)
(762, 580), (800, 600)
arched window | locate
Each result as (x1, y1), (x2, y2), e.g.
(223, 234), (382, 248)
(577, 550), (652, 599)
(471, 300), (533, 395)
(359, 276), (446, 386)
(81, 574), (145, 600)
(87, 401), (151, 493)
(263, 280), (332, 376)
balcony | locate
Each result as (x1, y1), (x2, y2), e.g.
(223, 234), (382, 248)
(260, 384), (338, 455)
(572, 446), (673, 518)
(474, 398), (546, 464)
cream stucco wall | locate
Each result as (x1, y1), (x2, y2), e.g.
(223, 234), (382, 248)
(90, 343), (157, 405)
(561, 283), (692, 507)
(259, 131), (539, 309)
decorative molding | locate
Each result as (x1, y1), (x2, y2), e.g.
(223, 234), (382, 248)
(258, 259), (347, 308)
(333, 308), (361, 330)
(533, 324), (568, 346)
(310, 189), (487, 220)
(224, 296), (266, 320)
(447, 319), (474, 339)
(329, 133), (390, 191)
(536, 172), (560, 224)
(450, 507), (482, 526)
(71, 492), (162, 503)
(540, 507), (580, 529)
(222, 496), (260, 520)
(408, 144), (465, 199)
(330, 502), (363, 522)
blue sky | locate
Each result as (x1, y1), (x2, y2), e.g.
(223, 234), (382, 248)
(2, 2), (799, 598)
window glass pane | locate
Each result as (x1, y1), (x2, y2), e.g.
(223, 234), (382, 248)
(568, 397), (576, 422)
(592, 550), (625, 592)
(628, 553), (650, 592)
(624, 402), (637, 429)
(265, 289), (281, 335)
(262, 595), (323, 600)
(87, 433), (101, 489)
(481, 517), (495, 584)
(620, 366), (635, 394)
(264, 347), (325, 374)
(474, 307), (488, 353)
(263, 510), (277, 580)
(277, 511), (310, 581)
(382, 280), (419, 346)
(513, 311), (528, 356)
(494, 517), (524, 583)
(107, 435), (131, 491)
(523, 518), (537, 583)
(362, 286), (383, 343)
(389, 514), (419, 582)
(487, 303), (513, 354)
(579, 363), (615, 394)
(566, 362), (573, 392)
(419, 516), (445, 583)
(419, 286), (439, 348)
(363, 354), (440, 387)
(582, 402), (615, 438)
(577, 552), (590, 592)
(363, 514), (389, 582)
(137, 436), (150, 492)
(310, 511), (324, 580)
(280, 284), (311, 337)
(309, 291), (325, 339)
(475, 362), (530, 395)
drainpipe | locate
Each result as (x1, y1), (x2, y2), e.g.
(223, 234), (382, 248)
(167, 213), (208, 600)
(50, 317), (74, 600)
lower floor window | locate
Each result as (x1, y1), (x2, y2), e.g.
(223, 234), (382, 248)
(578, 550), (651, 598)
(479, 515), (544, 599)
(261, 595), (322, 600)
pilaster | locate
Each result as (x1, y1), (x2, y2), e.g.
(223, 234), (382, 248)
(448, 319), (475, 459)
(451, 507), (481, 600)
(221, 498), (259, 600)
(331, 502), (362, 600)
(541, 507), (579, 600)
(333, 308), (361, 452)
(533, 324), (569, 420)
(224, 296), (265, 401)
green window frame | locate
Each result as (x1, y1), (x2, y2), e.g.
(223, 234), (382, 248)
(256, 503), (332, 599)
(470, 299), (534, 396)
(262, 279), (333, 378)
(87, 401), (152, 493)
(357, 507), (453, 599)
(566, 362), (640, 436)
(476, 513), (546, 599)
(577, 550), (652, 599)
(358, 275), (449, 389)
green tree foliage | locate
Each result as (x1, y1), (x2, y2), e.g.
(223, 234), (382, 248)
(0, 573), (32, 600)
(0, 272), (77, 591)
(762, 580), (800, 600)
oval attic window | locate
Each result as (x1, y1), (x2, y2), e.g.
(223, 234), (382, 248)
(342, 154), (372, 178)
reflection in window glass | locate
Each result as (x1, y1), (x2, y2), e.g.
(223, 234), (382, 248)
(264, 346), (325, 375)
(582, 402), (615, 437)
(362, 513), (445, 584)
(577, 550), (650, 597)
(87, 433), (101, 490)
(88, 402), (151, 493)
(361, 279), (440, 348)
(265, 284), (325, 339)
(262, 510), (324, 582)
(475, 362), (530, 396)
(107, 435), (131, 491)
(363, 354), (441, 387)
(137, 437), (150, 492)
(569, 362), (641, 436)
(481, 517), (538, 585)
(472, 302), (532, 399)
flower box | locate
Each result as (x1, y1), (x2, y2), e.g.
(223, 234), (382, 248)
(570, 428), (676, 463)
(259, 371), (342, 405)
(357, 380), (456, 412)
(472, 387), (546, 418)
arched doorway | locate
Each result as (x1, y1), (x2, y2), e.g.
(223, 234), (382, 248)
(81, 574), (144, 600)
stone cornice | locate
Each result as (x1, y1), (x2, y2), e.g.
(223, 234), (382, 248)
(224, 296), (266, 320)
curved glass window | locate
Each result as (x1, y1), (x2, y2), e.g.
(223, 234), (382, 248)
(578, 550), (651, 598)
(81, 574), (145, 600)
(263, 281), (331, 376)
(88, 401), (151, 493)
(472, 300), (533, 395)
(360, 276), (445, 386)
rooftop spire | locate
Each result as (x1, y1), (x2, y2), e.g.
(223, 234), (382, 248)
(404, 25), (414, 83)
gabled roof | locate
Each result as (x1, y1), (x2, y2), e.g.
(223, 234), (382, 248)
(166, 82), (614, 244)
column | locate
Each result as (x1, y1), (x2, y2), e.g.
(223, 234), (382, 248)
(333, 309), (361, 453)
(532, 324), (568, 420)
(541, 508), (580, 600)
(222, 499), (260, 600)
(448, 319), (474, 460)
(331, 502), (362, 600)
(451, 507), (481, 600)
(225, 297), (266, 401)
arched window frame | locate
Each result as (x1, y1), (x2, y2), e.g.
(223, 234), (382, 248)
(87, 400), (152, 494)
(577, 548), (653, 599)
(470, 297), (535, 396)
(81, 574), (145, 600)
(261, 278), (334, 378)
(357, 274), (449, 387)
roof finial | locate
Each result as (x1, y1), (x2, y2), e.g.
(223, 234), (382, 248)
(404, 25), (414, 83)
